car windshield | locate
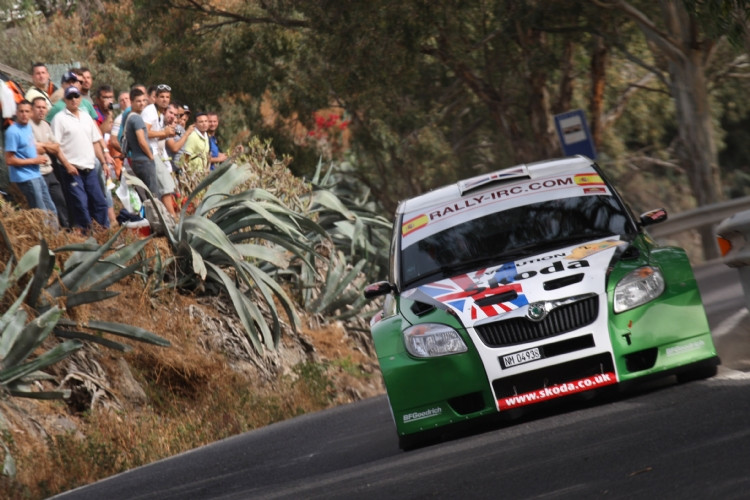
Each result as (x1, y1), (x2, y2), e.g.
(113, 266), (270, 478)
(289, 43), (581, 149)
(400, 195), (631, 288)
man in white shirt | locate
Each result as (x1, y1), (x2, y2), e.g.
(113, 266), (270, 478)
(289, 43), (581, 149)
(30, 96), (75, 228)
(50, 86), (111, 230)
(140, 83), (177, 217)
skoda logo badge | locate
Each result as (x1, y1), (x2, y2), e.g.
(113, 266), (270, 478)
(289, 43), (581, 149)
(527, 302), (547, 321)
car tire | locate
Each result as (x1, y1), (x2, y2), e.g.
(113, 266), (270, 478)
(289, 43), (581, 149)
(398, 432), (429, 451)
(676, 363), (718, 384)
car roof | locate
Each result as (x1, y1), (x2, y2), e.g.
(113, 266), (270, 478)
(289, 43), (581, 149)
(396, 155), (596, 215)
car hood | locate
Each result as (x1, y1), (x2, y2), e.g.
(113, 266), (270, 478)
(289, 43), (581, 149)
(401, 237), (626, 328)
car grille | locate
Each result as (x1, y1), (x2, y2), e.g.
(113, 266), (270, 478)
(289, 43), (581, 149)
(475, 295), (599, 347)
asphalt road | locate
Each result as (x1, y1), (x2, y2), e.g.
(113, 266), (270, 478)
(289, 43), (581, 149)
(54, 260), (750, 500)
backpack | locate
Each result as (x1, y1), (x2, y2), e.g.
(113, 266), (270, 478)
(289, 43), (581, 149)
(120, 112), (133, 156)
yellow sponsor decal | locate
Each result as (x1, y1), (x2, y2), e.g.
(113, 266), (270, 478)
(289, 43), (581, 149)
(566, 240), (625, 260)
(574, 173), (604, 186)
(402, 214), (429, 236)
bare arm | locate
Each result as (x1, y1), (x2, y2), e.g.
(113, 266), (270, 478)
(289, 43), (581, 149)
(135, 129), (154, 160)
(146, 122), (176, 140)
(166, 124), (194, 153)
(36, 141), (78, 176)
(5, 150), (48, 167)
(93, 141), (108, 172)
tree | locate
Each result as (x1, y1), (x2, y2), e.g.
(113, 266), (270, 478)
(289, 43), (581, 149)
(594, 0), (750, 259)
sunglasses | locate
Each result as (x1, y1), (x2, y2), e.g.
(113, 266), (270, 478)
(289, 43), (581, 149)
(65, 95), (81, 100)
(157, 84), (171, 92)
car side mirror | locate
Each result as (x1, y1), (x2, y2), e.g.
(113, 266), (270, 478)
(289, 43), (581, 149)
(639, 208), (668, 227)
(364, 281), (395, 299)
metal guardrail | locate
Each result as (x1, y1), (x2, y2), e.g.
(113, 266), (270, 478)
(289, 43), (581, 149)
(648, 196), (750, 239)
(716, 210), (750, 311)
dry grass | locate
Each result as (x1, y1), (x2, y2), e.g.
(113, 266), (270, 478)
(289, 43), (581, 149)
(0, 203), (384, 500)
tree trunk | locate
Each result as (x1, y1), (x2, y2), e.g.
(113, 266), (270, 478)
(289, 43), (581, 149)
(620, 0), (722, 259)
(660, 1), (721, 259)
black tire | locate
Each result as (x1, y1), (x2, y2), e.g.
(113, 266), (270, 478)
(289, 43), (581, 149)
(676, 363), (718, 384)
(398, 432), (430, 451)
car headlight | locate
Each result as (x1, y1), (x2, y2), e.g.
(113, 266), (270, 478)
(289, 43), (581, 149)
(614, 266), (665, 313)
(403, 323), (468, 358)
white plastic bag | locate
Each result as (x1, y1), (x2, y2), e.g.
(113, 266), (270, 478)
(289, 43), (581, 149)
(115, 174), (142, 214)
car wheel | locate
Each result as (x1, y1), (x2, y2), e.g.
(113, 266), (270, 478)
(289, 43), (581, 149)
(399, 432), (430, 451)
(676, 363), (718, 384)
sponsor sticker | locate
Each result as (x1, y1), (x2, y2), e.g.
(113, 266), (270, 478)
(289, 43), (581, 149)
(666, 339), (705, 357)
(402, 406), (443, 423)
(566, 240), (625, 260)
(498, 372), (617, 410)
(402, 214), (429, 236)
(574, 173), (604, 186)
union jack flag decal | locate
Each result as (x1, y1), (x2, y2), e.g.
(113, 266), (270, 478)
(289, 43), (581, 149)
(418, 262), (528, 321)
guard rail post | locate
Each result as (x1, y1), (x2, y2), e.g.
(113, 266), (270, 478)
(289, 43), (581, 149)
(716, 210), (750, 311)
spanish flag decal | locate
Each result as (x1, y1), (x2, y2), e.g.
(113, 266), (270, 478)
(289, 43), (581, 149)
(402, 214), (429, 236)
(574, 173), (604, 186)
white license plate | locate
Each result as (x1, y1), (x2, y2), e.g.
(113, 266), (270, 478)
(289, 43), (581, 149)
(502, 347), (542, 368)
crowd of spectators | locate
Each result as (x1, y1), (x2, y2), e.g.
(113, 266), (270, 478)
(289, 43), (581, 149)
(1, 63), (229, 231)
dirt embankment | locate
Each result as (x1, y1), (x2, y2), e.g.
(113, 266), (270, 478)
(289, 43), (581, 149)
(0, 205), (384, 499)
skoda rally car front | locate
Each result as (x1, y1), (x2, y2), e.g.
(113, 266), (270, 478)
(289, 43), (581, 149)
(366, 156), (718, 448)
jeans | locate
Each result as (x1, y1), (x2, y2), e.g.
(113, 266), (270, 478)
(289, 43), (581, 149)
(130, 157), (160, 199)
(16, 176), (57, 215)
(59, 167), (110, 229)
(43, 170), (69, 228)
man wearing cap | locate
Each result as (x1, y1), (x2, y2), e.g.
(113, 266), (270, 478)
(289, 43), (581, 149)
(24, 63), (57, 108)
(46, 69), (98, 122)
(50, 86), (110, 230)
(4, 99), (57, 217)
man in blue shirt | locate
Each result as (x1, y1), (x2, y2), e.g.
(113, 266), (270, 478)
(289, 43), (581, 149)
(4, 99), (57, 216)
(206, 112), (228, 170)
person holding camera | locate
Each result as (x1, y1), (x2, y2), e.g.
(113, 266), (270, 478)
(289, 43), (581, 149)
(94, 85), (116, 135)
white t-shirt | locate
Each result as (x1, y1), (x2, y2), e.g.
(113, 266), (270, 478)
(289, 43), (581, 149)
(50, 108), (103, 170)
(140, 103), (164, 156)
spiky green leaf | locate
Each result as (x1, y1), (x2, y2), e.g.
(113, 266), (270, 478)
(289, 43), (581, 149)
(0, 339), (81, 385)
(55, 318), (170, 347)
(2, 306), (63, 369)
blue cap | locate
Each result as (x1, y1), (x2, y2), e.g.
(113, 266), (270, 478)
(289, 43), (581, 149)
(64, 86), (81, 99)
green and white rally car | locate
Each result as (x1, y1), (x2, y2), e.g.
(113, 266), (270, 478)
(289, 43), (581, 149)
(365, 155), (719, 449)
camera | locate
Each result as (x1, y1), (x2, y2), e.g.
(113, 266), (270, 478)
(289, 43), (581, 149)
(108, 102), (114, 110)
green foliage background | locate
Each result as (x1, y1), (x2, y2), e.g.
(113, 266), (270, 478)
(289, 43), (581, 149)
(1, 0), (749, 217)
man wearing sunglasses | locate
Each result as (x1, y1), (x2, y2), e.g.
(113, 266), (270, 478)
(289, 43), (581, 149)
(46, 69), (98, 123)
(50, 86), (111, 230)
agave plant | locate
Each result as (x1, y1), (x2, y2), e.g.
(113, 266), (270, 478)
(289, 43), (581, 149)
(0, 262), (80, 399)
(286, 160), (392, 320)
(129, 162), (327, 353)
(0, 218), (170, 400)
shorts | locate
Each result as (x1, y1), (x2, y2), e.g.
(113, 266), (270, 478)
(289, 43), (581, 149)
(154, 156), (176, 197)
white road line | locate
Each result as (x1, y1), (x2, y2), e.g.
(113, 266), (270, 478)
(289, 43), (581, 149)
(712, 308), (748, 338)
